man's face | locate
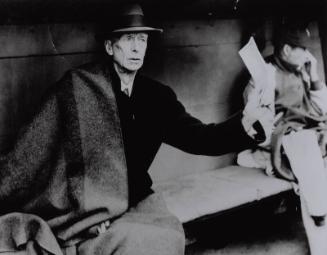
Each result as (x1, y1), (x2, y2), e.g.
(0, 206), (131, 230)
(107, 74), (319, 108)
(284, 45), (308, 68)
(105, 32), (148, 72)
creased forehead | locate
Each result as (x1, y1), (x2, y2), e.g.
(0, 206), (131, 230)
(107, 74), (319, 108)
(107, 32), (148, 43)
(115, 32), (149, 37)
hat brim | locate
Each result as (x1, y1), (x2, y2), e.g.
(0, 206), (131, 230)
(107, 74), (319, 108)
(112, 26), (163, 33)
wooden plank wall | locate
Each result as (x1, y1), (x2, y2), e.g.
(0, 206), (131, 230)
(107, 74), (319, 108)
(0, 17), (324, 183)
(319, 2), (327, 79)
(0, 23), (101, 151)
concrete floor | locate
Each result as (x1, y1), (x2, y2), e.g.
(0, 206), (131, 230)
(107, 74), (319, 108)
(185, 204), (310, 255)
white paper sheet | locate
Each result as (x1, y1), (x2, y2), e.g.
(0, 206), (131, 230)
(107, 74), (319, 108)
(239, 37), (276, 108)
(238, 37), (276, 146)
(239, 37), (267, 86)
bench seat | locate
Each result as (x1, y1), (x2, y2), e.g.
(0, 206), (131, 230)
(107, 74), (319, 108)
(153, 165), (293, 223)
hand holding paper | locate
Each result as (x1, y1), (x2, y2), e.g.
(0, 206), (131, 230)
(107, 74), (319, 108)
(239, 37), (276, 145)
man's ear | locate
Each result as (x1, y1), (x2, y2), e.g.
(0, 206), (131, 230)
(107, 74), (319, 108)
(104, 40), (113, 56)
(282, 44), (292, 57)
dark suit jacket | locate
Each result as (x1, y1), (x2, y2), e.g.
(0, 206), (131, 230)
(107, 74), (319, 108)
(107, 61), (256, 205)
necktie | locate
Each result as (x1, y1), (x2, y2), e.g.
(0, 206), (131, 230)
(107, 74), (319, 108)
(123, 88), (129, 97)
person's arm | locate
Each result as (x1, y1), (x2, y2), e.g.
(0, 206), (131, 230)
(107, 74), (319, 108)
(309, 81), (327, 115)
(305, 50), (327, 114)
(162, 86), (257, 156)
(306, 50), (322, 90)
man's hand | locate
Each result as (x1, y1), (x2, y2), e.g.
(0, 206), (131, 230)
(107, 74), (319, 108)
(303, 50), (325, 91)
(241, 63), (277, 146)
(305, 50), (319, 83)
(242, 106), (275, 146)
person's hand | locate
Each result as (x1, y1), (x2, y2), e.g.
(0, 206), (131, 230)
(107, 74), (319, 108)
(242, 63), (277, 146)
(305, 50), (319, 83)
(242, 106), (275, 146)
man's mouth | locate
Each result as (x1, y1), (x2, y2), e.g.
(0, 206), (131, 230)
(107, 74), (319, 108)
(128, 58), (142, 65)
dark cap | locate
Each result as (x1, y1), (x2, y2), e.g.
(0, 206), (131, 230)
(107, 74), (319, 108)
(276, 22), (313, 49)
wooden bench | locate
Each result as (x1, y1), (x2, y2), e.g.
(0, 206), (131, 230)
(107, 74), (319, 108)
(153, 165), (293, 239)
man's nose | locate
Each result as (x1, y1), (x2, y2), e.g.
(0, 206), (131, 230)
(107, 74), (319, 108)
(131, 38), (140, 52)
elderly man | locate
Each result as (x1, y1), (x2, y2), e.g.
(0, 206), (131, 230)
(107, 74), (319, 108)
(0, 4), (264, 255)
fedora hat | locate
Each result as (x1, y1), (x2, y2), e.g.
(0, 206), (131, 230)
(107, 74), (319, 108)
(112, 4), (162, 33)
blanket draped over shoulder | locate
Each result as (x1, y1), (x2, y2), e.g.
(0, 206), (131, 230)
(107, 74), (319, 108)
(271, 106), (327, 182)
(0, 62), (184, 254)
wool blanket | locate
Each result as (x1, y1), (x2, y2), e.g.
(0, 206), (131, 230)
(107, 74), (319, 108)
(0, 62), (184, 254)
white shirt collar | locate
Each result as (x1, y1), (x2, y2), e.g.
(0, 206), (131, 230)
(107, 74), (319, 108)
(121, 82), (133, 97)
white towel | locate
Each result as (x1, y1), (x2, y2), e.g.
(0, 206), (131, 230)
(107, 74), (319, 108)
(237, 149), (274, 176)
(282, 130), (327, 217)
